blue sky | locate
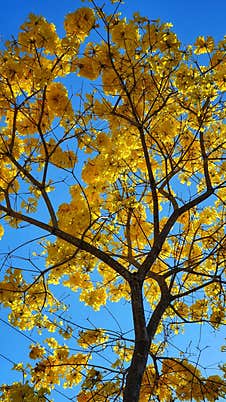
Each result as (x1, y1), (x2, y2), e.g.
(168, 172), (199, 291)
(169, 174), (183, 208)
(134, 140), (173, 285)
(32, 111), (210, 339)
(0, 0), (225, 401)
(0, 0), (226, 46)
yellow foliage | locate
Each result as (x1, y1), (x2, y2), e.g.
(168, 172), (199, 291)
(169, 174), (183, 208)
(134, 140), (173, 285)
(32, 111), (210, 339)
(80, 287), (107, 310)
(64, 7), (95, 40)
(0, 1), (225, 401)
(78, 329), (108, 348)
(194, 36), (215, 54)
(0, 382), (49, 402)
(0, 224), (4, 238)
(29, 344), (46, 360)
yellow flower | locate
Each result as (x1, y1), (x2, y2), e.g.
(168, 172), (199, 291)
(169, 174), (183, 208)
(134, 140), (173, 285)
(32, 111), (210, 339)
(64, 8), (95, 40)
(29, 344), (45, 359)
(0, 224), (4, 239)
(80, 287), (107, 310)
(194, 36), (214, 54)
(78, 57), (100, 80)
(46, 82), (70, 117)
(78, 329), (108, 348)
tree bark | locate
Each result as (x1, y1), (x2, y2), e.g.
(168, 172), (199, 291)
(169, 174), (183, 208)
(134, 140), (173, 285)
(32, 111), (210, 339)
(123, 277), (150, 402)
(123, 275), (171, 401)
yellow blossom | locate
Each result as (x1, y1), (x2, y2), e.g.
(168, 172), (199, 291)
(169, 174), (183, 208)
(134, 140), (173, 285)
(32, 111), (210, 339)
(64, 8), (95, 40)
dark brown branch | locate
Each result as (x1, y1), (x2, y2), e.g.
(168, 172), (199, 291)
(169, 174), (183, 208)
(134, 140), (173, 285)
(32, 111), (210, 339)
(139, 126), (160, 239)
(199, 129), (212, 190)
(171, 278), (222, 300)
(140, 186), (215, 277)
(0, 204), (131, 282)
(123, 276), (149, 401)
(5, 154), (58, 228)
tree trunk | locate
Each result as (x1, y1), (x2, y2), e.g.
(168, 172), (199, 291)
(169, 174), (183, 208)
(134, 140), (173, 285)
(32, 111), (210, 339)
(123, 276), (171, 401)
(123, 338), (150, 401)
(123, 278), (150, 402)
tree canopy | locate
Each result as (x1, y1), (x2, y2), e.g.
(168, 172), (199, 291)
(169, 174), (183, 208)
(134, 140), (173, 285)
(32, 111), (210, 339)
(0, 0), (225, 401)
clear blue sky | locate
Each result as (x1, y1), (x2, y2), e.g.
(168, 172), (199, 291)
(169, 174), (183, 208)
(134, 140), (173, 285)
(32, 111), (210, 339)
(0, 1), (225, 401)
(0, 0), (226, 45)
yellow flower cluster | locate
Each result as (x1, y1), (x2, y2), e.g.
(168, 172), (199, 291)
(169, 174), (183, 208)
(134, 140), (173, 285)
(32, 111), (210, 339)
(80, 287), (107, 310)
(46, 82), (73, 118)
(29, 344), (46, 360)
(194, 36), (215, 54)
(30, 339), (89, 391)
(64, 7), (95, 40)
(0, 382), (48, 402)
(78, 329), (108, 348)
(19, 13), (59, 53)
(77, 381), (120, 402)
(56, 185), (91, 236)
(140, 361), (226, 401)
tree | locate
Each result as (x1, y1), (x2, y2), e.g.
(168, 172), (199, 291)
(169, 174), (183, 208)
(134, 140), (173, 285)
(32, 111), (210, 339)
(0, 0), (225, 400)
